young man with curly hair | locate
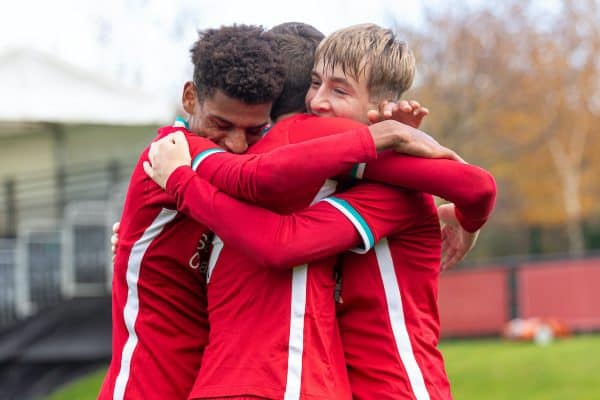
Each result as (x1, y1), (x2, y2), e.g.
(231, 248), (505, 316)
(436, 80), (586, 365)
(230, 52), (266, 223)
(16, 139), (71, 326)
(96, 25), (287, 400)
(142, 23), (495, 400)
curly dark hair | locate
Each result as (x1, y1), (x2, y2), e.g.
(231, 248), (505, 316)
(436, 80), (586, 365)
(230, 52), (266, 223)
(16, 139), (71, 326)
(191, 25), (285, 104)
(268, 22), (324, 120)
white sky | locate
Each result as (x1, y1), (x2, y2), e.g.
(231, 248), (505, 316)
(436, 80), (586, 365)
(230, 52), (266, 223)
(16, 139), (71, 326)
(0, 0), (434, 102)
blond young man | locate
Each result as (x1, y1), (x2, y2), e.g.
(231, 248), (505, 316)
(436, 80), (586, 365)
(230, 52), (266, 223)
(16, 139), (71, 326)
(303, 24), (495, 399)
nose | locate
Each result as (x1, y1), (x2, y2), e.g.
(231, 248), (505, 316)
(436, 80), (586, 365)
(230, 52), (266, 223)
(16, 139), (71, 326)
(308, 86), (331, 114)
(223, 130), (249, 154)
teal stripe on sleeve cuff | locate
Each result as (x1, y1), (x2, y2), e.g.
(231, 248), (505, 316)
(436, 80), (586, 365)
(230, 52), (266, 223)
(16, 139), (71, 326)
(173, 116), (190, 129)
(191, 148), (226, 171)
(321, 197), (375, 254)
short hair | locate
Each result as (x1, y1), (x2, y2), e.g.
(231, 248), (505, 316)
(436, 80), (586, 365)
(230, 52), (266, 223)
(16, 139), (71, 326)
(314, 23), (415, 102)
(268, 22), (324, 120)
(190, 24), (285, 104)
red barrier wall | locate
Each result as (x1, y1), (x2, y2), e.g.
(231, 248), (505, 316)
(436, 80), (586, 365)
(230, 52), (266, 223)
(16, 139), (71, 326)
(518, 258), (600, 331)
(438, 266), (508, 337)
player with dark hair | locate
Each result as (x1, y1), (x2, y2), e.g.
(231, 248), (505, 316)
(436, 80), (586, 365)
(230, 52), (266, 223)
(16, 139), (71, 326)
(97, 24), (286, 400)
(268, 22), (325, 120)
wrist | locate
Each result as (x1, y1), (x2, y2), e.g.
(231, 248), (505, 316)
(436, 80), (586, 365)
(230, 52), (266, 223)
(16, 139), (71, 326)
(369, 120), (407, 151)
(165, 165), (195, 196)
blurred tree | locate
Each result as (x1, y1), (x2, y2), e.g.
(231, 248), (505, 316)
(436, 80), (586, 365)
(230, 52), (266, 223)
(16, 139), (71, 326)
(396, 0), (600, 256)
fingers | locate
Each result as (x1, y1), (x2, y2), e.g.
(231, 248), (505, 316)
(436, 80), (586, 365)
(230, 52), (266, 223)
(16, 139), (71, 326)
(111, 232), (119, 256)
(437, 203), (457, 226)
(440, 246), (454, 270)
(397, 100), (411, 113)
(148, 142), (158, 160)
(381, 100), (394, 118)
(446, 148), (467, 163)
(442, 253), (459, 270)
(441, 243), (460, 270)
(171, 131), (186, 144)
(142, 161), (154, 178)
(367, 109), (383, 124)
(112, 221), (120, 234)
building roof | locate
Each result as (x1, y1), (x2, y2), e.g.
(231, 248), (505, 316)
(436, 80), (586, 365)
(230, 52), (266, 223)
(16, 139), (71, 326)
(0, 48), (176, 126)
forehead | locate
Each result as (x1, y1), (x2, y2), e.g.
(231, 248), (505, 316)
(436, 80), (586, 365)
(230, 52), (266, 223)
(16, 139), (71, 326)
(313, 60), (365, 87)
(201, 90), (272, 126)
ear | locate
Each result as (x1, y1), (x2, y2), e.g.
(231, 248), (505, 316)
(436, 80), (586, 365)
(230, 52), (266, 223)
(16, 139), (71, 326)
(182, 81), (199, 114)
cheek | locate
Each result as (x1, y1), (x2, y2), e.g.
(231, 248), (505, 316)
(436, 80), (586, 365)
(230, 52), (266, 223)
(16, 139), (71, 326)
(246, 135), (262, 147)
(339, 101), (368, 122)
(327, 101), (354, 119)
(305, 89), (316, 109)
(201, 128), (226, 146)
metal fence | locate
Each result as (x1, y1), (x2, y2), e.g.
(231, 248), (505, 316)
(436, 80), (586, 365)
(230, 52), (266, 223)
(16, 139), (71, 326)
(15, 221), (63, 317)
(0, 239), (17, 326)
(1, 158), (599, 336)
(0, 160), (131, 330)
(0, 159), (133, 237)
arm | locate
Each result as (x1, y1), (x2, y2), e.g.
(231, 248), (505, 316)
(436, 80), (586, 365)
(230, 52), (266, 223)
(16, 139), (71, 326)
(192, 126), (376, 203)
(146, 121), (459, 203)
(352, 152), (496, 232)
(166, 166), (417, 269)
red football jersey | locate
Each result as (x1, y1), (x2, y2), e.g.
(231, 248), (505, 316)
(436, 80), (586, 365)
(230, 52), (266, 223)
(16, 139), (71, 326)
(166, 166), (434, 399)
(336, 214), (450, 400)
(98, 122), (218, 400)
(171, 114), (495, 400)
(99, 117), (379, 400)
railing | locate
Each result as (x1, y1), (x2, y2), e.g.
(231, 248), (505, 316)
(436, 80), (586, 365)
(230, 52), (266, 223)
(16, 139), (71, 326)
(1, 158), (599, 336)
(0, 159), (133, 237)
(0, 239), (17, 326)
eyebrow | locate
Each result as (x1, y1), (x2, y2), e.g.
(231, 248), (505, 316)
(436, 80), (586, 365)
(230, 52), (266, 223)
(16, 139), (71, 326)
(209, 115), (230, 125)
(311, 70), (352, 87)
(329, 76), (352, 86)
(209, 115), (267, 129)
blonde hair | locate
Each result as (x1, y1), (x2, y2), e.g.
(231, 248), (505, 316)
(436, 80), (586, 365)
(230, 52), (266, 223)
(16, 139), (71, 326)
(314, 23), (415, 102)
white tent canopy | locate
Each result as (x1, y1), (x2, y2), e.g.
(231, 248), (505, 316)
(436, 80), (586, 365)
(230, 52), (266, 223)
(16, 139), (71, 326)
(0, 48), (176, 126)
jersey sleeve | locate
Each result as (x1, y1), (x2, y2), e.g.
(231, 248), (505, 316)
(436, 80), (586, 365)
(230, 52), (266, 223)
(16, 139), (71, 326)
(186, 134), (227, 163)
(189, 126), (376, 204)
(349, 152), (497, 232)
(165, 167), (420, 269)
(320, 182), (435, 253)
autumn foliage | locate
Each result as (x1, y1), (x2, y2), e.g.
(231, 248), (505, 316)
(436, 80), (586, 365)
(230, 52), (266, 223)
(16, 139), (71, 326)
(396, 0), (600, 256)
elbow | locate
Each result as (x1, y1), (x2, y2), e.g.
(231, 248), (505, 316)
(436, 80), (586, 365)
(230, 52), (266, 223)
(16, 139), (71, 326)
(468, 169), (497, 213)
(480, 173), (497, 212)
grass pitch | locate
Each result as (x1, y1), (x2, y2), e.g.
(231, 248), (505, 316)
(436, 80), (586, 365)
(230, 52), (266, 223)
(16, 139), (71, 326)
(47, 335), (600, 400)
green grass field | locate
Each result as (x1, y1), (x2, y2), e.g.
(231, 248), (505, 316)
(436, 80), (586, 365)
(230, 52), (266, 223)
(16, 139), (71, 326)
(47, 335), (600, 400)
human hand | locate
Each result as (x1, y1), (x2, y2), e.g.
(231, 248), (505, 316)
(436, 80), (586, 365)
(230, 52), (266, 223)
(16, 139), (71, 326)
(369, 120), (465, 162)
(367, 99), (429, 128)
(438, 203), (479, 270)
(111, 221), (120, 260)
(143, 131), (192, 189)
